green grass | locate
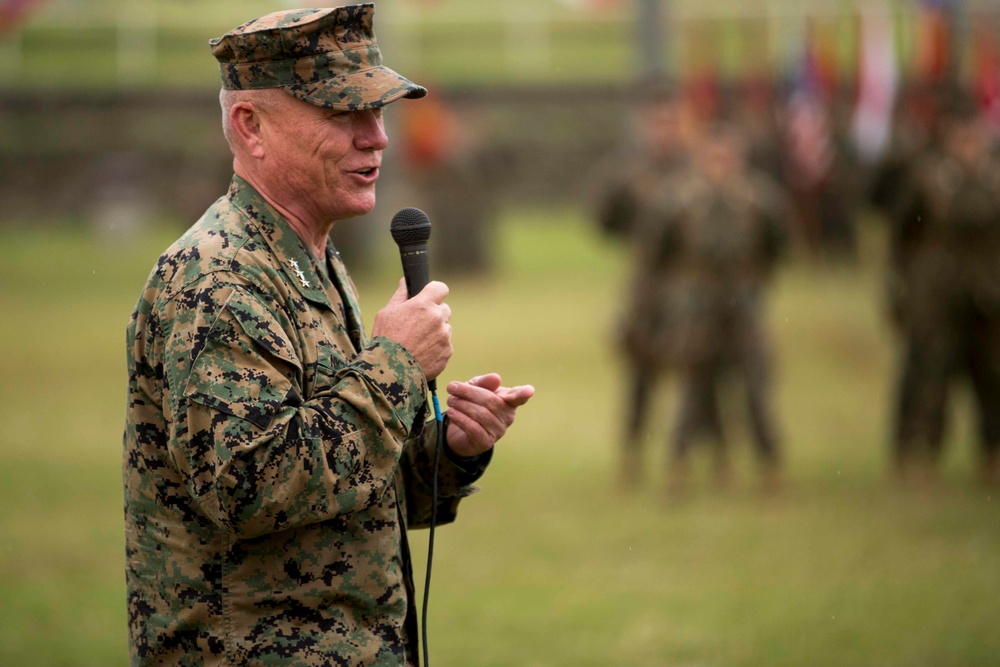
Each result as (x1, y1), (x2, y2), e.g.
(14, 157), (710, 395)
(1, 211), (999, 665)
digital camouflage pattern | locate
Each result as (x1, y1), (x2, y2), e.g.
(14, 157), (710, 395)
(630, 164), (787, 472)
(598, 153), (687, 484)
(889, 143), (1000, 472)
(592, 91), (687, 485)
(625, 167), (786, 371)
(210, 4), (426, 111)
(123, 176), (489, 666)
(596, 154), (685, 242)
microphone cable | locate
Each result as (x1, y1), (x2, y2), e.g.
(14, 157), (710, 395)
(421, 388), (444, 667)
(389, 206), (442, 666)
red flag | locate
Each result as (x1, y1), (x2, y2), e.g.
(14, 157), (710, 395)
(914, 2), (952, 83)
(0, 0), (48, 33)
(974, 18), (1000, 134)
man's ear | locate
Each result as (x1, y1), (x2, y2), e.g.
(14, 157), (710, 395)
(230, 102), (266, 159)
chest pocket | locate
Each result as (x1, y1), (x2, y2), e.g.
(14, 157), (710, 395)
(301, 308), (360, 399)
(315, 340), (345, 374)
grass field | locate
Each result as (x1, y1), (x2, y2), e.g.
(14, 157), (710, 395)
(1, 210), (999, 666)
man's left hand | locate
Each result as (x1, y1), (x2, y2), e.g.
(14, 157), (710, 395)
(445, 374), (534, 458)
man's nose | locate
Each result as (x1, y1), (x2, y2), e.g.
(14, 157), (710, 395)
(355, 110), (389, 150)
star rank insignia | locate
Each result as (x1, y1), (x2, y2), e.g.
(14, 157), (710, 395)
(288, 259), (310, 289)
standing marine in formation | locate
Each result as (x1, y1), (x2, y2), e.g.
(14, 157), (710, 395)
(594, 88), (689, 486)
(886, 98), (1000, 486)
(630, 123), (788, 495)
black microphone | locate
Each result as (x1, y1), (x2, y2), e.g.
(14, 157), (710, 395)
(390, 207), (432, 298)
(392, 207), (443, 667)
(390, 207), (435, 391)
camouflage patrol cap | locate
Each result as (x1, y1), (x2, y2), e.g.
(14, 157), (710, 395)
(210, 4), (426, 111)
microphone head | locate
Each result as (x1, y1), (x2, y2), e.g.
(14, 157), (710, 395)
(390, 208), (431, 246)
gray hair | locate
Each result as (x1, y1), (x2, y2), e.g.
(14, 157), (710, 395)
(219, 88), (287, 149)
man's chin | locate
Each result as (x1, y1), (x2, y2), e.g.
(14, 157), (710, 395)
(333, 193), (377, 222)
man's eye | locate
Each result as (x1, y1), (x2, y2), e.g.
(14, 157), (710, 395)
(371, 107), (383, 118)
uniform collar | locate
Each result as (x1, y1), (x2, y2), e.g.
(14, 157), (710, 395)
(326, 245), (367, 350)
(227, 175), (333, 310)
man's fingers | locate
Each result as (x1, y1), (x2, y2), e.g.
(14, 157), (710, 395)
(466, 373), (502, 392)
(445, 409), (490, 449)
(417, 280), (449, 304)
(447, 376), (532, 405)
(447, 390), (511, 420)
(444, 374), (532, 457)
(386, 277), (409, 306)
(447, 379), (500, 402)
(446, 399), (503, 444)
(497, 385), (535, 407)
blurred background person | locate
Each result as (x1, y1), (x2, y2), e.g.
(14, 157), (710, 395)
(886, 95), (1000, 487)
(592, 83), (689, 488)
(628, 122), (788, 497)
(594, 83), (687, 242)
(867, 80), (943, 221)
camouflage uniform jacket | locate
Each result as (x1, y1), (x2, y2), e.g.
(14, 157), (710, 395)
(123, 176), (489, 666)
(621, 168), (787, 369)
(890, 150), (1000, 331)
(595, 152), (685, 241)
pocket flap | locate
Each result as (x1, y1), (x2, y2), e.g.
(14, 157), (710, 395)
(183, 287), (301, 429)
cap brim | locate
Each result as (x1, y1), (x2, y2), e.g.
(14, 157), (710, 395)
(284, 65), (427, 111)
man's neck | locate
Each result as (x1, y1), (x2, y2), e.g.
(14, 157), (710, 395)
(234, 162), (333, 260)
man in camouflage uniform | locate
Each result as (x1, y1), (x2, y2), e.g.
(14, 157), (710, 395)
(888, 99), (1000, 486)
(594, 87), (687, 486)
(122, 6), (534, 666)
(596, 87), (686, 241)
(632, 124), (787, 495)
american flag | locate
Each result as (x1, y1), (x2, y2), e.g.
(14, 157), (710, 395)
(785, 30), (834, 189)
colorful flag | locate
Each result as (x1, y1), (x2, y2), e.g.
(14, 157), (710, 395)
(974, 17), (1000, 134)
(851, 0), (898, 164)
(785, 26), (834, 188)
(914, 0), (955, 83)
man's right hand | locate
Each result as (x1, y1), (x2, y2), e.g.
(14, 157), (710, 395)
(372, 278), (453, 380)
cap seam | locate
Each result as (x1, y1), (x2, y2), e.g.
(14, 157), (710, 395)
(219, 42), (373, 68)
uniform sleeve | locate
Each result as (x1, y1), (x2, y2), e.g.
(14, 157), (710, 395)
(597, 180), (641, 239)
(397, 414), (492, 530)
(635, 184), (683, 269)
(163, 278), (427, 539)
